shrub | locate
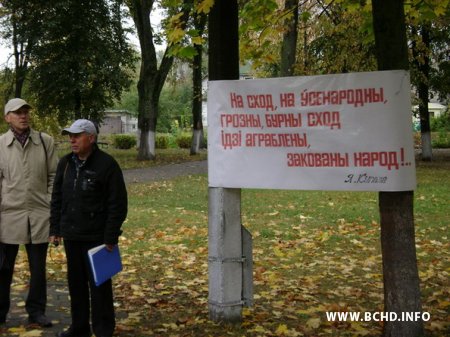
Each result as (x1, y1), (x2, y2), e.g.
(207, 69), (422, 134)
(156, 133), (170, 149)
(176, 132), (192, 149)
(430, 112), (450, 132)
(432, 131), (450, 148)
(112, 134), (137, 149)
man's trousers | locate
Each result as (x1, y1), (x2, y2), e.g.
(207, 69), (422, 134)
(64, 240), (115, 337)
(0, 243), (48, 321)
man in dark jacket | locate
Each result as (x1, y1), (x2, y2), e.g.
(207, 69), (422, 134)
(49, 119), (127, 337)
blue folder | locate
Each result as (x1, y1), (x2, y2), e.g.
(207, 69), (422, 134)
(87, 244), (123, 286)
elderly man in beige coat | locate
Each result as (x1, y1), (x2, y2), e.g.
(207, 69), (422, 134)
(0, 98), (58, 328)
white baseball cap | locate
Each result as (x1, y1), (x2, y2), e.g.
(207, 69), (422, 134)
(62, 119), (98, 135)
(4, 98), (32, 115)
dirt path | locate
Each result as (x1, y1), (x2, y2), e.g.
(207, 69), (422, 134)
(123, 160), (208, 184)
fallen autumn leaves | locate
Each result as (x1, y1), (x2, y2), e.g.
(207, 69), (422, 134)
(3, 163), (449, 336)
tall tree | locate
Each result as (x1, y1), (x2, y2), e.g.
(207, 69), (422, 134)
(406, 0), (450, 161)
(0, 0), (46, 98)
(190, 6), (207, 155)
(280, 0), (298, 76)
(127, 0), (191, 160)
(27, 0), (135, 124)
(372, 1), (424, 337)
(411, 24), (432, 160)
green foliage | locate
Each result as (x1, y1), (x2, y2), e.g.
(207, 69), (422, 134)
(30, 112), (61, 137)
(155, 133), (171, 149)
(406, 1), (450, 103)
(158, 80), (193, 133)
(112, 134), (137, 150)
(0, 119), (8, 133)
(430, 111), (450, 132)
(432, 131), (450, 148)
(0, 1), (46, 98)
(111, 63), (140, 117)
(239, 0), (377, 77)
(161, 0), (209, 59)
(27, 0), (137, 125)
(306, 3), (376, 75)
(239, 0), (283, 76)
(175, 132), (191, 148)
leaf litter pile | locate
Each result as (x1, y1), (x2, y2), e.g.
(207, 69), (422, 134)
(3, 160), (449, 337)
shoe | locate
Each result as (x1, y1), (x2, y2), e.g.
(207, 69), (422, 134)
(28, 314), (53, 327)
(56, 328), (91, 337)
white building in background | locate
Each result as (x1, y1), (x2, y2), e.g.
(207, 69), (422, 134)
(100, 110), (138, 134)
(411, 102), (448, 130)
(413, 102), (448, 119)
(427, 102), (447, 118)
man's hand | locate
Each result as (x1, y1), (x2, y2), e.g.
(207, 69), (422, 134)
(49, 236), (61, 247)
(105, 244), (116, 252)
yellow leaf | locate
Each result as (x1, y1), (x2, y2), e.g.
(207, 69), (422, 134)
(8, 327), (27, 333)
(297, 305), (325, 315)
(191, 36), (204, 45)
(306, 317), (321, 329)
(167, 28), (185, 44)
(162, 323), (179, 330)
(318, 231), (330, 242)
(350, 321), (371, 336)
(168, 12), (183, 24)
(196, 0), (214, 14)
(438, 300), (450, 309)
(275, 323), (289, 335)
(21, 330), (44, 337)
(251, 325), (267, 333)
(242, 307), (252, 316)
(273, 247), (285, 258)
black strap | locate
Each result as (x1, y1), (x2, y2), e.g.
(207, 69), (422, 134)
(39, 132), (49, 185)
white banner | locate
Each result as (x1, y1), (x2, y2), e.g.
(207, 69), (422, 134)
(207, 70), (416, 191)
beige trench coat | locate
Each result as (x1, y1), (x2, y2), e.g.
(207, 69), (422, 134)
(0, 129), (58, 244)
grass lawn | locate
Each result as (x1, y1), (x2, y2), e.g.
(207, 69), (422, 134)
(10, 150), (450, 336)
(115, 150), (449, 336)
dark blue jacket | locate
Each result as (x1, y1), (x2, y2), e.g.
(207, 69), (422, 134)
(50, 146), (127, 244)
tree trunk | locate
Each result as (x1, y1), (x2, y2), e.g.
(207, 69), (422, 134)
(14, 62), (26, 98)
(129, 0), (191, 160)
(130, 0), (158, 160)
(190, 12), (207, 155)
(417, 25), (432, 161)
(137, 75), (157, 160)
(280, 0), (298, 77)
(208, 2), (239, 81)
(12, 9), (27, 98)
(372, 1), (424, 336)
(379, 192), (423, 337)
